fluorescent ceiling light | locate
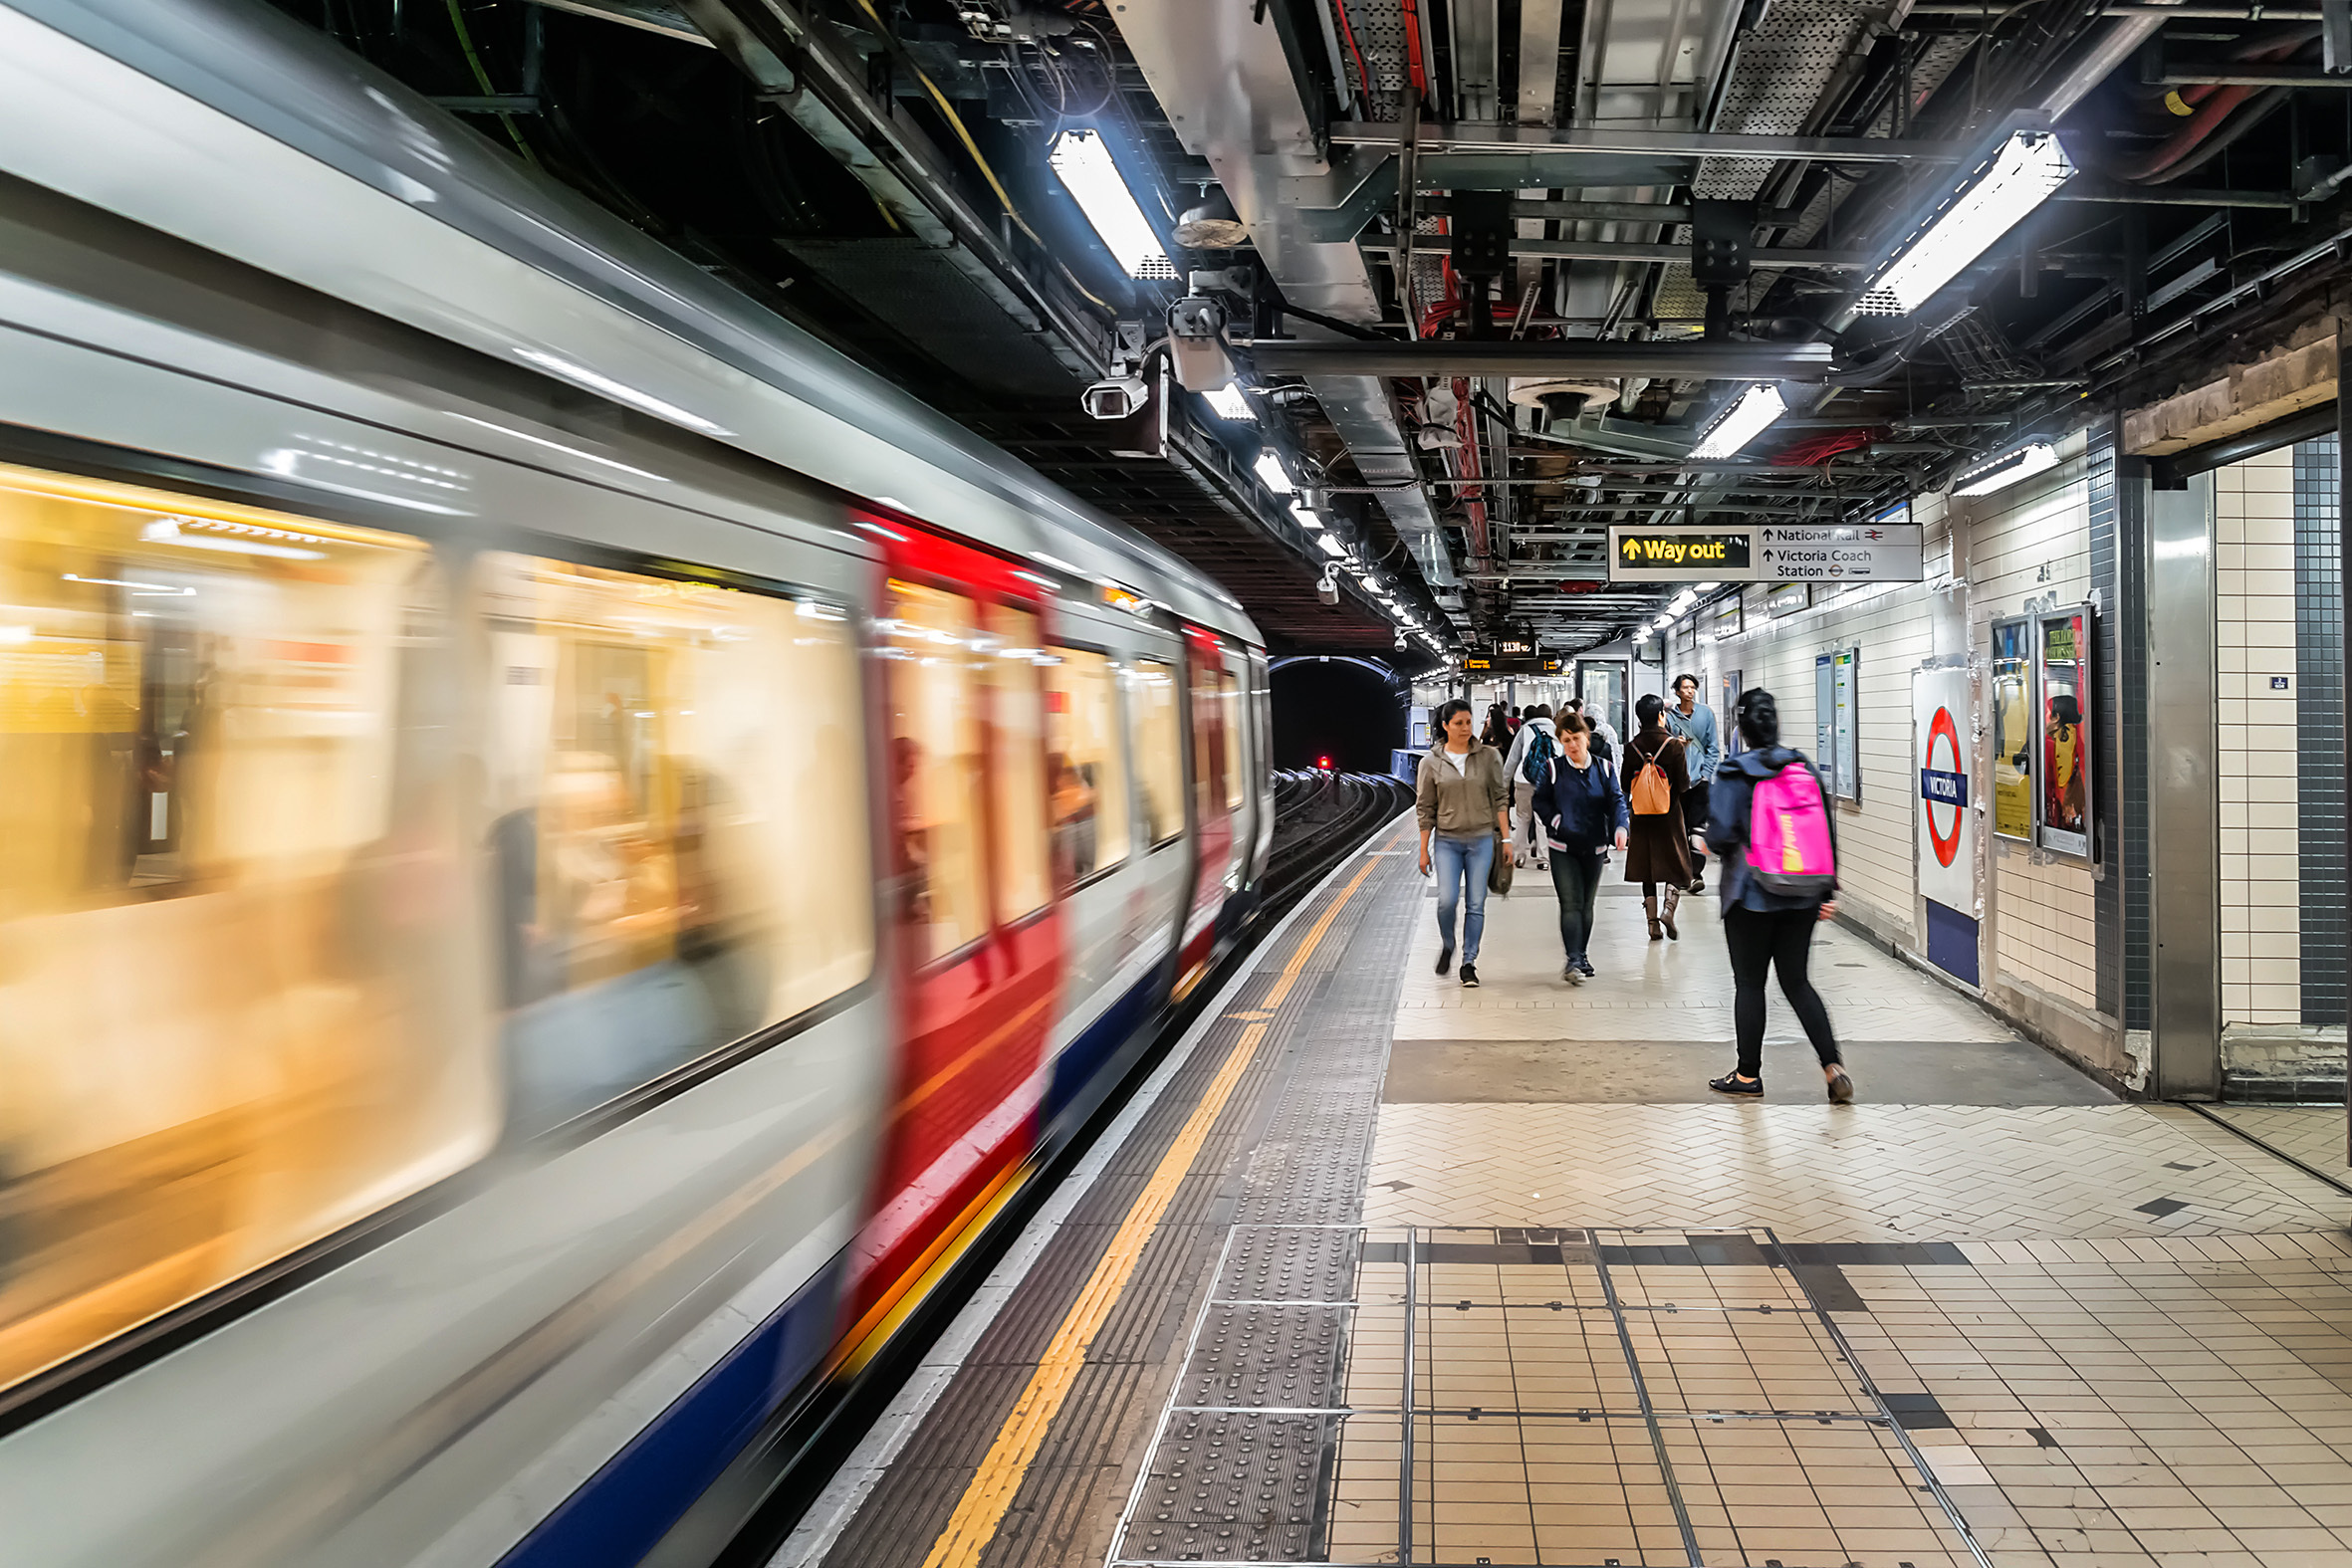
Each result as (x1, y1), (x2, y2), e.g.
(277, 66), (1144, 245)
(1696, 581), (1721, 591)
(1048, 128), (1177, 281)
(1314, 534), (1347, 559)
(1203, 385), (1255, 422)
(1858, 128), (2074, 317)
(1289, 501), (1324, 531)
(1689, 382), (1785, 460)
(1954, 441), (2059, 497)
(1253, 452), (1296, 496)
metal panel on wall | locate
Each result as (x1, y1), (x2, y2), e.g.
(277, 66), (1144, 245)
(2147, 474), (2221, 1100)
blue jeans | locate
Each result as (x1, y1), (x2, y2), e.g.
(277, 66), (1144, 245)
(1432, 833), (1496, 962)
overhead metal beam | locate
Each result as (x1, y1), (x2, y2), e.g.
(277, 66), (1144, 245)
(1244, 338), (1837, 380)
(527, 0), (710, 43)
(2153, 62), (2352, 86)
(1360, 235), (1868, 270)
(1325, 120), (1966, 162)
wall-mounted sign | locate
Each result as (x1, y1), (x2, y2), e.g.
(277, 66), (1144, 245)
(1461, 654), (1562, 675)
(1813, 647), (1860, 802)
(1757, 524), (1924, 583)
(1914, 665), (1979, 985)
(1607, 528), (1754, 581)
(1610, 525), (1923, 583)
(2038, 606), (2094, 859)
(1989, 618), (2033, 840)
(1711, 596), (1744, 639)
(1765, 580), (1810, 618)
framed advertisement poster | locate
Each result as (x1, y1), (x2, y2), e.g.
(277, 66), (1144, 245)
(1811, 647), (1860, 801)
(2036, 607), (2094, 858)
(1989, 618), (2033, 841)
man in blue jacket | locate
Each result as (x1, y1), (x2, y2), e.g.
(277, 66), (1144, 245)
(1530, 714), (1629, 984)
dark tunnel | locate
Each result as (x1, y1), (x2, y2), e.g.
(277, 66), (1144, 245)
(1270, 656), (1407, 775)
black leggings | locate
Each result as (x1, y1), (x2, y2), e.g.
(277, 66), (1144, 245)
(1724, 905), (1841, 1077)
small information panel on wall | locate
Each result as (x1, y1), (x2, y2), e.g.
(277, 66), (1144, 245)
(1812, 648), (1860, 801)
(2037, 606), (2094, 858)
(1989, 619), (2034, 841)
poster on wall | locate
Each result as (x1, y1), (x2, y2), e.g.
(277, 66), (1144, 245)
(1811, 648), (1859, 800)
(1913, 666), (1980, 986)
(1989, 618), (2034, 841)
(2037, 606), (2094, 859)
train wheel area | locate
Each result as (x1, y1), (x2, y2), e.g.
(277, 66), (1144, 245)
(766, 831), (2352, 1568)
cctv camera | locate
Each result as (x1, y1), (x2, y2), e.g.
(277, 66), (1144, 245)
(1082, 375), (1149, 421)
(1316, 574), (1338, 606)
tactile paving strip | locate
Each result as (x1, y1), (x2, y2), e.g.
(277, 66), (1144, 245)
(1109, 1227), (1995, 1568)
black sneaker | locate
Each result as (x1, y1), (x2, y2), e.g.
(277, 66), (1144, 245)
(1576, 957), (1596, 978)
(1690, 875), (1706, 894)
(1437, 946), (1454, 977)
(1562, 961), (1584, 986)
(1459, 963), (1480, 988)
(1826, 1066), (1854, 1104)
(1708, 1072), (1763, 1097)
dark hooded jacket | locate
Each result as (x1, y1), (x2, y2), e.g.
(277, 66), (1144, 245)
(1705, 746), (1841, 913)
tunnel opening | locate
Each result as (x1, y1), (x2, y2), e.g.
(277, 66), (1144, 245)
(1271, 656), (1407, 775)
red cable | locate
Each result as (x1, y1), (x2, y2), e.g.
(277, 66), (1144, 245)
(1328, 0), (1374, 108)
(1397, 0), (1429, 97)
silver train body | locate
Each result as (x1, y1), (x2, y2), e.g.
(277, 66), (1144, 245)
(0, 2), (1273, 1564)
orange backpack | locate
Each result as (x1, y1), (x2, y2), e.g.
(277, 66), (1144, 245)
(1628, 741), (1676, 816)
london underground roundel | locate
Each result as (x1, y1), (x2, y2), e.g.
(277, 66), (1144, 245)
(1920, 706), (1967, 867)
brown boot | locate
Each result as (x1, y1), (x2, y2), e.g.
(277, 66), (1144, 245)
(1645, 895), (1663, 941)
(1661, 886), (1681, 942)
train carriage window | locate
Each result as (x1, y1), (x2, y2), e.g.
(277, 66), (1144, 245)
(1129, 657), (1182, 846)
(986, 605), (1051, 922)
(882, 579), (989, 963)
(1043, 646), (1128, 886)
(478, 554), (872, 1137)
(0, 461), (493, 1396)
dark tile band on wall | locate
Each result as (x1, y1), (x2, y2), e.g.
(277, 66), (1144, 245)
(2293, 437), (2346, 1026)
(2104, 435), (2152, 1032)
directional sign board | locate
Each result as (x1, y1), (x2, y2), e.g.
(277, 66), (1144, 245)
(1607, 529), (1754, 582)
(1608, 523), (1924, 584)
(1757, 523), (1923, 583)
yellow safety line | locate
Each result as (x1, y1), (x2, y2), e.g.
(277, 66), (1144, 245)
(915, 837), (1394, 1568)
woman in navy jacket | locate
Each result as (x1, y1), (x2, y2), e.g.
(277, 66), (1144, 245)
(1530, 714), (1629, 984)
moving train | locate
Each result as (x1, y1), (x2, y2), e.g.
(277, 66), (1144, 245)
(0, 2), (1274, 1563)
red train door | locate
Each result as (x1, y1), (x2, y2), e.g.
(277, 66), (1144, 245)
(1173, 623), (1235, 998)
(843, 521), (1062, 1355)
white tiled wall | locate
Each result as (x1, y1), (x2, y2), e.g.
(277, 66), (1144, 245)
(2214, 450), (2302, 1026)
(1960, 432), (2102, 1015)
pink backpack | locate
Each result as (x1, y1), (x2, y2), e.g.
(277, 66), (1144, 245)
(1745, 759), (1837, 899)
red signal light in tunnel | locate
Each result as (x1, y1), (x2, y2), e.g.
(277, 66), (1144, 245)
(1317, 756), (1333, 771)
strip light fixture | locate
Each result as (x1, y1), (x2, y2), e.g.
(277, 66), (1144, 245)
(1202, 385), (1255, 422)
(1954, 441), (2059, 497)
(1047, 129), (1177, 281)
(1689, 383), (1786, 460)
(1857, 128), (2074, 317)
(1254, 452), (1296, 495)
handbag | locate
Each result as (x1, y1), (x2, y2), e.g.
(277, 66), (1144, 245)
(1488, 835), (1514, 895)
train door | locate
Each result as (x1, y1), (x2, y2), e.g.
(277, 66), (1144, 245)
(846, 523), (1060, 1350)
(1220, 642), (1255, 895)
(1247, 646), (1275, 882)
(1173, 624), (1235, 997)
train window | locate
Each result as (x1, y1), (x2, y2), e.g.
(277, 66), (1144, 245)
(1220, 670), (1245, 810)
(0, 460), (494, 1396)
(1043, 646), (1128, 886)
(986, 605), (1050, 923)
(882, 578), (989, 964)
(1129, 658), (1182, 846)
(477, 554), (872, 1136)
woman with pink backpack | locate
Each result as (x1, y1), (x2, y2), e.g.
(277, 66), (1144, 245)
(1702, 689), (1853, 1103)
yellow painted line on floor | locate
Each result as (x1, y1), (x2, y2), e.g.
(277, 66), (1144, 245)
(915, 841), (1394, 1568)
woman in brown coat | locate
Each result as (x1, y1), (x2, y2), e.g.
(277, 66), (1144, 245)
(1620, 691), (1695, 940)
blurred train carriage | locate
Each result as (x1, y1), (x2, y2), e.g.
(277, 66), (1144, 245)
(0, 1), (1274, 1564)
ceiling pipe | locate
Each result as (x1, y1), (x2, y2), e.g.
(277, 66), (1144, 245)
(1244, 340), (1836, 379)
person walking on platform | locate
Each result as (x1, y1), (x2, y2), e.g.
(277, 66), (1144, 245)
(1502, 703), (1556, 870)
(1667, 673), (1721, 894)
(1417, 698), (1510, 989)
(1704, 688), (1851, 1103)
(1621, 693), (1694, 941)
(1569, 697), (1618, 766)
(1480, 703), (1512, 750)
(1531, 714), (1627, 984)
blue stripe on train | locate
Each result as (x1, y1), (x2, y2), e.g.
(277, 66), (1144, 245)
(1042, 967), (1166, 1134)
(495, 1257), (840, 1568)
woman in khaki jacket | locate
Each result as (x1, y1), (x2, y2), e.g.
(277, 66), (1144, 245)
(1416, 698), (1511, 987)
